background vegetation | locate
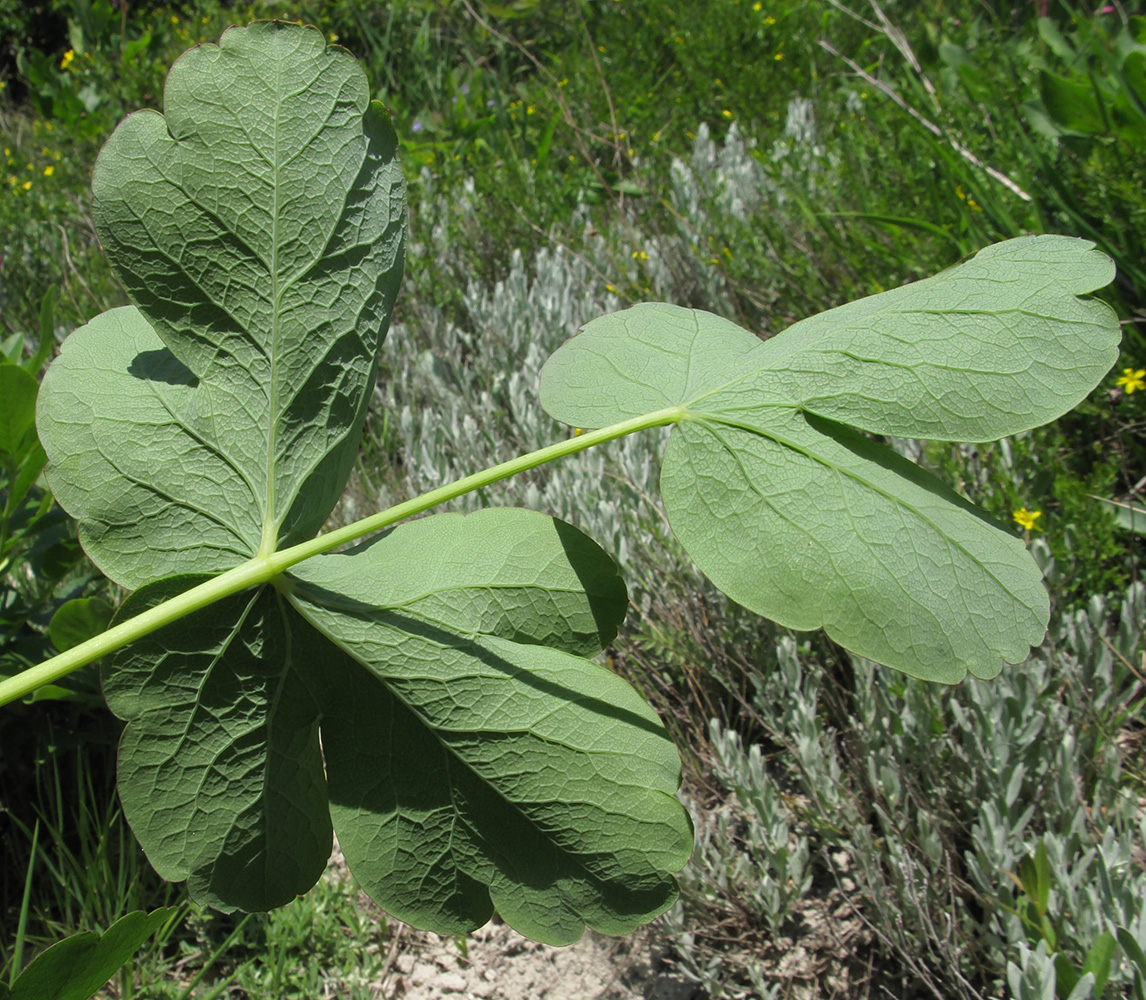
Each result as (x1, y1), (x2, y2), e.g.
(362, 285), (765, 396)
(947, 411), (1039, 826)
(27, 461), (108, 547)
(1, 0), (1143, 997)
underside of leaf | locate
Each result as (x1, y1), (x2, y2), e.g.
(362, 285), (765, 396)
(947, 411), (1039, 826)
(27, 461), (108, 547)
(102, 509), (689, 942)
(540, 236), (1120, 681)
(38, 21), (406, 587)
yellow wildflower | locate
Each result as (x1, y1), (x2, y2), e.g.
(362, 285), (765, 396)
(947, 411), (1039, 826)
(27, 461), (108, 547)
(21, 180), (31, 190)
(721, 109), (733, 119)
(1116, 367), (1146, 394)
(1013, 508), (1042, 532)
(60, 49), (75, 70)
(43, 165), (54, 176)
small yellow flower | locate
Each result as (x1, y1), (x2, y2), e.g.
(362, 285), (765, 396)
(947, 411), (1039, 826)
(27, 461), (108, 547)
(764, 15), (776, 24)
(605, 283), (618, 293)
(1116, 367), (1146, 394)
(1013, 508), (1042, 532)
(21, 180), (31, 190)
(631, 249), (648, 260)
(526, 104), (535, 115)
(60, 49), (75, 70)
(753, 2), (762, 9)
(721, 109), (733, 119)
(43, 165), (54, 176)
(574, 428), (583, 436)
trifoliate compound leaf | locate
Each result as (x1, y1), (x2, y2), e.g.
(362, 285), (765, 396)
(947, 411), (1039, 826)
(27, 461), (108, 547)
(38, 21), (405, 587)
(103, 576), (334, 912)
(103, 510), (683, 940)
(540, 236), (1119, 681)
(290, 508), (690, 944)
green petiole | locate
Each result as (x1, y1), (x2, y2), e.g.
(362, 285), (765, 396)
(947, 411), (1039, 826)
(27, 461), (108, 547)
(0, 407), (683, 709)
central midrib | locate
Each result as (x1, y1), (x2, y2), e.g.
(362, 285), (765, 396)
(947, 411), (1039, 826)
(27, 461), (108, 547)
(263, 68), (283, 555)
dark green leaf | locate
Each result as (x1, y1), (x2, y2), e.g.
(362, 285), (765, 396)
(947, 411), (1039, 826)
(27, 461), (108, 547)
(102, 509), (683, 942)
(103, 578), (333, 912)
(8, 907), (176, 1000)
(0, 366), (39, 463)
(49, 597), (116, 652)
(1040, 69), (1108, 135)
(1082, 931), (1116, 996)
(290, 508), (688, 944)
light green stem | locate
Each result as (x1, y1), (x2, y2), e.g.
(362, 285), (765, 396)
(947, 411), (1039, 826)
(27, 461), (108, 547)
(0, 408), (683, 708)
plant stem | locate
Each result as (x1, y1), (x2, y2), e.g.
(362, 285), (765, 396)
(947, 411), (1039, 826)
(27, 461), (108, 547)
(0, 408), (682, 708)
(275, 407), (683, 566)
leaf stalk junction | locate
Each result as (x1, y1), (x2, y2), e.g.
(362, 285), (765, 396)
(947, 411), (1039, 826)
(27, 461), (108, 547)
(0, 408), (684, 708)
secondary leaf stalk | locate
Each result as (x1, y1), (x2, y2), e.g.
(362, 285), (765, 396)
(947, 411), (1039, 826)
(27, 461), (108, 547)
(0, 407), (683, 707)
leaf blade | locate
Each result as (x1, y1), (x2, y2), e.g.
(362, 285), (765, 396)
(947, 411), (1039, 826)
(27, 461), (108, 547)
(291, 508), (689, 943)
(103, 577), (333, 911)
(41, 21), (406, 587)
(37, 308), (258, 588)
(662, 413), (1046, 681)
(9, 907), (176, 1000)
(755, 235), (1119, 441)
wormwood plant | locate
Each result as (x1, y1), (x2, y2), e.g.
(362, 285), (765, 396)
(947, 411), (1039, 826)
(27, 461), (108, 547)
(0, 21), (1123, 945)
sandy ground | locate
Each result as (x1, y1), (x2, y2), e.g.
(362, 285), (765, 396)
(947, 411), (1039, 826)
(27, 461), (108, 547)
(383, 920), (698, 1000)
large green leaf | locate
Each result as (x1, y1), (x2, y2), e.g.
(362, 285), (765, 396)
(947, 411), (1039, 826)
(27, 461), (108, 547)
(103, 576), (334, 912)
(37, 21), (406, 589)
(540, 236), (1120, 682)
(8, 907), (176, 1000)
(103, 509), (688, 941)
(36, 309), (257, 586)
(290, 509), (687, 944)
